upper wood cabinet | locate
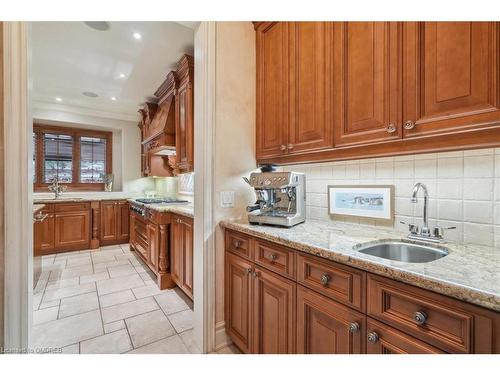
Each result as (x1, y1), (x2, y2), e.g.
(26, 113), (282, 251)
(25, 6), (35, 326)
(256, 22), (290, 159)
(333, 22), (402, 146)
(255, 21), (500, 165)
(403, 22), (500, 137)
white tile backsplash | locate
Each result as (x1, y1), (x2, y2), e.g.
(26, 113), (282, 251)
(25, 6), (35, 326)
(283, 148), (500, 248)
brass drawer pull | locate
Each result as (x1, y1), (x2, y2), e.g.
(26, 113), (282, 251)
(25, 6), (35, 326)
(348, 322), (360, 333)
(245, 267), (252, 275)
(404, 120), (415, 130)
(232, 240), (242, 249)
(320, 274), (331, 286)
(367, 332), (379, 344)
(413, 311), (427, 325)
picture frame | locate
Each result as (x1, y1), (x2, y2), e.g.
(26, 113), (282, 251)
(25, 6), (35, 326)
(327, 185), (394, 224)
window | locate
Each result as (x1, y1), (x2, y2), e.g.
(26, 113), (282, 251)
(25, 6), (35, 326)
(33, 124), (112, 191)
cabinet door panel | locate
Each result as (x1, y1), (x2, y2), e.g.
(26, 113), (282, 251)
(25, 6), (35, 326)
(225, 253), (253, 353)
(175, 84), (194, 172)
(100, 202), (117, 242)
(366, 318), (444, 354)
(256, 22), (289, 158)
(181, 218), (194, 299)
(34, 213), (55, 256)
(253, 266), (296, 353)
(148, 223), (158, 270)
(333, 22), (401, 146)
(288, 22), (334, 153)
(404, 22), (500, 136)
(54, 211), (90, 251)
(297, 285), (365, 354)
(117, 202), (129, 241)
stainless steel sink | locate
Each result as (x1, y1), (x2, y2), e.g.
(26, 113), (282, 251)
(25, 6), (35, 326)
(356, 240), (449, 263)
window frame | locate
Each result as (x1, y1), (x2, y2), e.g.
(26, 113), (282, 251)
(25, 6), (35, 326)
(33, 123), (113, 191)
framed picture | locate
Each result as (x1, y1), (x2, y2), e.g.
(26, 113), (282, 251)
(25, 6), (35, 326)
(328, 185), (394, 224)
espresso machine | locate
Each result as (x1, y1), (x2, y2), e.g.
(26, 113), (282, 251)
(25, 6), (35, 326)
(243, 166), (306, 227)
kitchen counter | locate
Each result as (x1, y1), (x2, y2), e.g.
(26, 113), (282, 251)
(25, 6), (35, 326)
(33, 192), (136, 203)
(128, 199), (194, 218)
(220, 219), (500, 312)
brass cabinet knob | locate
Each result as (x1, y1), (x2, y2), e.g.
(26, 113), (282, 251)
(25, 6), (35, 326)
(320, 274), (331, 286)
(348, 322), (360, 333)
(280, 144), (287, 151)
(233, 240), (242, 249)
(386, 124), (397, 133)
(367, 332), (379, 344)
(245, 267), (252, 275)
(413, 311), (427, 325)
(287, 144), (294, 150)
(404, 120), (415, 130)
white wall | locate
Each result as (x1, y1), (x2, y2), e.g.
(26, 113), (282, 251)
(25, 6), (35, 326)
(212, 22), (257, 338)
(33, 102), (155, 194)
(282, 148), (500, 248)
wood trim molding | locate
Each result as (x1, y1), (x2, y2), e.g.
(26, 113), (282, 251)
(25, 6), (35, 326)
(33, 123), (112, 191)
(2, 21), (31, 350)
(0, 20), (4, 350)
(193, 21), (217, 354)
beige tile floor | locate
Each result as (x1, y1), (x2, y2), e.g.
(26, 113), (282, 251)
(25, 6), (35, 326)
(32, 244), (199, 354)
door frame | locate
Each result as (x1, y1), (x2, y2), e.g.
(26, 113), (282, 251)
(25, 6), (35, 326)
(2, 21), (33, 351)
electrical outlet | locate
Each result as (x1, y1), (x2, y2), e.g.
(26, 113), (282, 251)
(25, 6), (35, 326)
(220, 191), (235, 208)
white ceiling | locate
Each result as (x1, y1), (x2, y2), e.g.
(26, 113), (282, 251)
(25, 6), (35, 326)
(32, 22), (195, 122)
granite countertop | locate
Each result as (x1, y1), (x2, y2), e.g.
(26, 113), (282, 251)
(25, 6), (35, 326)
(221, 219), (500, 312)
(33, 192), (135, 203)
(128, 199), (194, 218)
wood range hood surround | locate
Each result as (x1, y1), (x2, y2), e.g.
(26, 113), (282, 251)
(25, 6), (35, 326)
(139, 54), (194, 177)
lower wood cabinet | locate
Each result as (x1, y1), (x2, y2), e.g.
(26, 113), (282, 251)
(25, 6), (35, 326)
(297, 285), (364, 354)
(366, 318), (444, 354)
(34, 204), (55, 256)
(100, 200), (129, 246)
(225, 252), (296, 354)
(170, 214), (193, 299)
(224, 229), (500, 354)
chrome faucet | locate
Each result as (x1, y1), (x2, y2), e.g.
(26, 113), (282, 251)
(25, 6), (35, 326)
(401, 182), (456, 243)
(48, 177), (67, 199)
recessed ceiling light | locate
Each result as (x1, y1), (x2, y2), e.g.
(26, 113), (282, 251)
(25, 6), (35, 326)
(82, 91), (98, 98)
(111, 97), (117, 101)
(119, 73), (126, 78)
(84, 22), (111, 31)
(55, 97), (62, 102)
(133, 32), (142, 40)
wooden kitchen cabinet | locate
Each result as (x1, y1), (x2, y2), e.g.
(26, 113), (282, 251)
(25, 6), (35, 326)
(403, 22), (500, 137)
(174, 55), (194, 173)
(225, 252), (253, 353)
(255, 21), (500, 166)
(256, 22), (334, 159)
(224, 228), (500, 354)
(54, 209), (90, 251)
(100, 200), (129, 246)
(333, 22), (402, 146)
(170, 213), (194, 299)
(34, 204), (55, 256)
(147, 222), (159, 271)
(366, 318), (444, 354)
(297, 285), (365, 354)
(253, 265), (296, 353)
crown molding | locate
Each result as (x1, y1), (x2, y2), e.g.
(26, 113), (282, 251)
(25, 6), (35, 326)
(32, 100), (140, 123)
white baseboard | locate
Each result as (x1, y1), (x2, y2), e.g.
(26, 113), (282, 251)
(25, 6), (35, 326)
(214, 321), (232, 351)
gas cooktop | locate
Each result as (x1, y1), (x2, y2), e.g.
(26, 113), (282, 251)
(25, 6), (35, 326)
(134, 198), (189, 205)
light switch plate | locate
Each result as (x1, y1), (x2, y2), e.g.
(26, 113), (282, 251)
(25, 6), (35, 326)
(220, 191), (235, 208)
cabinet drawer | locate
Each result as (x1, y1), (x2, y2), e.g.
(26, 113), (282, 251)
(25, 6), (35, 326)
(367, 274), (474, 353)
(225, 230), (252, 260)
(254, 239), (295, 279)
(55, 202), (90, 212)
(297, 253), (365, 311)
(366, 318), (444, 354)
